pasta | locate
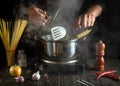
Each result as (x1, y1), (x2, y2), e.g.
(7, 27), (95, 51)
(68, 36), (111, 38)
(0, 18), (27, 66)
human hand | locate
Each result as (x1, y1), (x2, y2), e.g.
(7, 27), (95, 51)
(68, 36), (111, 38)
(28, 7), (49, 26)
(76, 13), (96, 29)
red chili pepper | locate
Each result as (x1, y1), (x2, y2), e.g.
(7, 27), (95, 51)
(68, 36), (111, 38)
(94, 70), (116, 80)
(95, 71), (120, 81)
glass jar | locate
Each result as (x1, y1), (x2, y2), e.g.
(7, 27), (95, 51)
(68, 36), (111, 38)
(17, 49), (27, 67)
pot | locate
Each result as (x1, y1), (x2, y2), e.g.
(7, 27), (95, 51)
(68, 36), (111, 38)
(38, 28), (92, 61)
(40, 35), (78, 60)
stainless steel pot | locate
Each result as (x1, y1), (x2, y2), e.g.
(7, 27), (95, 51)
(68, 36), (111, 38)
(39, 28), (92, 61)
(41, 35), (78, 60)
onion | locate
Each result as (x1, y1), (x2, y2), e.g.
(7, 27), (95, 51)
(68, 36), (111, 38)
(15, 76), (24, 83)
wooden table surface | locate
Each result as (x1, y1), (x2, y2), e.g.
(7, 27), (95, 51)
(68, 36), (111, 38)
(0, 58), (120, 86)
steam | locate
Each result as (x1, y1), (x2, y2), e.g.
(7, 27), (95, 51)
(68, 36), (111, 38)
(46, 0), (84, 36)
(16, 0), (92, 58)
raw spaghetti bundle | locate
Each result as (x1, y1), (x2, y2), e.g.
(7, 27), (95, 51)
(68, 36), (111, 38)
(0, 18), (27, 66)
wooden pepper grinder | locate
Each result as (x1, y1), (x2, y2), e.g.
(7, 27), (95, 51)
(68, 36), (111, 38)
(95, 40), (105, 71)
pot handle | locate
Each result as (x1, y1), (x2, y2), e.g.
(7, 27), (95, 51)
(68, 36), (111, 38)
(34, 35), (43, 41)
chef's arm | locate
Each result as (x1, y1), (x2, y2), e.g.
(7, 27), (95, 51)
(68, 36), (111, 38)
(76, 4), (103, 29)
(85, 4), (103, 18)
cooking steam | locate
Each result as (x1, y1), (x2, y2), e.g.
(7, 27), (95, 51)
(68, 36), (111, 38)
(16, 0), (95, 58)
(16, 0), (85, 40)
(46, 0), (84, 37)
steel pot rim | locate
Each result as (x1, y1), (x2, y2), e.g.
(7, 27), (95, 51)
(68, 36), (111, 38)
(41, 35), (77, 42)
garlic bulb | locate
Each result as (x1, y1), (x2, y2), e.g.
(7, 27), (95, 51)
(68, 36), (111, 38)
(32, 71), (40, 80)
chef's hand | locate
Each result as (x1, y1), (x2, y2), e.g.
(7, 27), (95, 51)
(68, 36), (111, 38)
(28, 7), (49, 26)
(76, 4), (103, 29)
(76, 13), (96, 29)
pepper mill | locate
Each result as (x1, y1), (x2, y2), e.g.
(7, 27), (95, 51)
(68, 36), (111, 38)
(95, 40), (105, 71)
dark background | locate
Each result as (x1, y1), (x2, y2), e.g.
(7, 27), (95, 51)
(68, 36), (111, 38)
(0, 0), (120, 68)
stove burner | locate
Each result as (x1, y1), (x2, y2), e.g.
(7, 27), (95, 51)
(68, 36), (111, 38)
(41, 54), (79, 64)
